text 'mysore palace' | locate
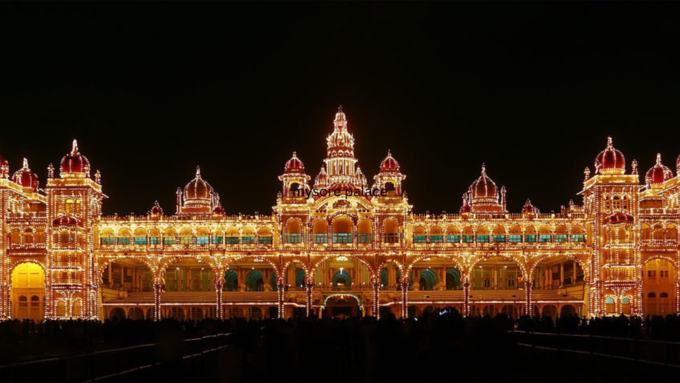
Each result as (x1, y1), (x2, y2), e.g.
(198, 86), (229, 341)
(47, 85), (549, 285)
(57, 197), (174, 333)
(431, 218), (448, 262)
(2, 108), (680, 322)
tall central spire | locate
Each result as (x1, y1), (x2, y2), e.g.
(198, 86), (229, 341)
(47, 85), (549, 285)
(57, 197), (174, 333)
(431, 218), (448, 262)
(323, 106), (361, 187)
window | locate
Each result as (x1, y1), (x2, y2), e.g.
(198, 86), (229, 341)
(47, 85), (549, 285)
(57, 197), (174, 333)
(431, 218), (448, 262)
(492, 235), (506, 242)
(661, 270), (669, 278)
(259, 236), (273, 245)
(163, 236), (176, 245)
(477, 235), (489, 243)
(555, 234), (568, 243)
(180, 236), (194, 245)
(384, 233), (399, 243)
(197, 236), (210, 245)
(286, 233), (303, 244)
(647, 270), (656, 278)
(314, 234), (327, 244)
(101, 237), (114, 245)
(242, 236), (256, 244)
(430, 235), (443, 243)
(446, 235), (460, 243)
(134, 237), (147, 245)
(571, 234), (585, 243)
(212, 236), (223, 245)
(358, 234), (371, 244)
(648, 292), (656, 298)
(525, 235), (536, 243)
(226, 236), (240, 245)
(413, 235), (427, 244)
(149, 237), (161, 245)
(660, 292), (669, 298)
(539, 235), (552, 243)
(333, 233), (352, 244)
(117, 237), (131, 245)
(509, 235), (522, 243)
(462, 235), (474, 243)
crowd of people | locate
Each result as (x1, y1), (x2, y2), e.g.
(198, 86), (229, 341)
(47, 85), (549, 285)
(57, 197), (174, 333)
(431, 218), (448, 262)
(2, 311), (680, 381)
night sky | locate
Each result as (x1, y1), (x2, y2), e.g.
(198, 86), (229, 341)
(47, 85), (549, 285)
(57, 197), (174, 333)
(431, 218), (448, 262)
(1, 3), (679, 216)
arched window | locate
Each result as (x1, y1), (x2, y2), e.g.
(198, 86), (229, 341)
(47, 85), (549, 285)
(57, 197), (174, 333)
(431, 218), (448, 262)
(476, 226), (489, 243)
(413, 226), (427, 244)
(660, 292), (669, 298)
(22, 228), (34, 244)
(525, 226), (537, 243)
(226, 227), (240, 245)
(312, 219), (328, 244)
(117, 228), (131, 245)
(196, 227), (210, 245)
(509, 225), (522, 243)
(492, 226), (506, 243)
(285, 219), (304, 244)
(538, 226), (552, 242)
(383, 218), (399, 243)
(134, 227), (147, 245)
(242, 227), (256, 245)
(648, 292), (656, 298)
(446, 226), (460, 243)
(357, 219), (372, 244)
(258, 227), (273, 245)
(332, 216), (353, 244)
(430, 226), (443, 243)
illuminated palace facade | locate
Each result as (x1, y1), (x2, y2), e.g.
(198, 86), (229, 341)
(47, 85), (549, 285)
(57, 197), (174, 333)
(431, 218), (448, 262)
(2, 109), (680, 322)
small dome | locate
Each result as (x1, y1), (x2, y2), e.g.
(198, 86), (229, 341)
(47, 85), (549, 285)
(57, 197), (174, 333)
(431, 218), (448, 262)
(150, 201), (164, 216)
(184, 166), (213, 200)
(12, 158), (39, 191)
(460, 194), (472, 214)
(380, 150), (400, 173)
(314, 166), (329, 188)
(60, 139), (91, 176)
(645, 154), (673, 187)
(522, 199), (539, 215)
(52, 215), (82, 227)
(284, 152), (305, 173)
(604, 212), (634, 225)
(595, 137), (625, 175)
(213, 202), (225, 215)
(470, 164), (498, 203)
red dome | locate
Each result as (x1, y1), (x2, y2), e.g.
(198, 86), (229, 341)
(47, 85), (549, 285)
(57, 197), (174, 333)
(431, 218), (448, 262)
(185, 167), (213, 200)
(470, 164), (498, 202)
(52, 215), (82, 227)
(213, 203), (225, 215)
(604, 212), (634, 225)
(645, 154), (673, 187)
(60, 140), (91, 176)
(314, 166), (329, 188)
(522, 199), (539, 215)
(460, 194), (472, 214)
(150, 201), (164, 216)
(284, 152), (305, 173)
(595, 137), (625, 174)
(12, 158), (39, 191)
(380, 151), (400, 172)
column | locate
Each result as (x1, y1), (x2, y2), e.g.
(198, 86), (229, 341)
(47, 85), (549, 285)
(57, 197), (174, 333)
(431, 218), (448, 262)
(372, 275), (380, 319)
(215, 273), (224, 320)
(463, 281), (471, 317)
(108, 264), (113, 288)
(560, 263), (564, 287)
(305, 276), (314, 317)
(153, 282), (162, 321)
(524, 281), (533, 316)
(400, 275), (409, 319)
(277, 277), (285, 319)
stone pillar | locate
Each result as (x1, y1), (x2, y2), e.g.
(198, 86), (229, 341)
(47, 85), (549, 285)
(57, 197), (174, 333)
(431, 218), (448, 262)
(560, 263), (564, 287)
(277, 276), (285, 319)
(215, 273), (224, 320)
(463, 281), (471, 317)
(400, 275), (409, 319)
(372, 275), (380, 319)
(305, 276), (314, 317)
(524, 281), (533, 316)
(153, 282), (163, 321)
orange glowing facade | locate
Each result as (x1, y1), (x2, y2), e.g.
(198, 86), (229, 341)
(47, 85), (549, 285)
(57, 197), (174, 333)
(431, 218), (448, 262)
(1, 109), (679, 321)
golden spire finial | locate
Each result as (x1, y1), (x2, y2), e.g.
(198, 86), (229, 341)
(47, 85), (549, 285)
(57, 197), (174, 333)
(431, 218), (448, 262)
(72, 139), (79, 155)
(22, 158), (29, 169)
(656, 153), (662, 165)
(607, 137), (613, 148)
(196, 166), (201, 178)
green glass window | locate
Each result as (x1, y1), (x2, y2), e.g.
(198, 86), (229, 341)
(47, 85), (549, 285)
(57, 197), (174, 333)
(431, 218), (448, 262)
(259, 236), (273, 244)
(413, 235), (427, 244)
(384, 233), (399, 243)
(197, 236), (210, 245)
(286, 234), (303, 244)
(117, 237), (131, 245)
(226, 236), (240, 245)
(446, 235), (460, 243)
(180, 236), (194, 245)
(134, 237), (147, 245)
(242, 236), (256, 244)
(525, 235), (536, 243)
(555, 234), (568, 243)
(149, 237), (161, 245)
(333, 233), (352, 243)
(314, 234), (327, 244)
(571, 234), (585, 243)
(509, 235), (522, 243)
(477, 235), (489, 243)
(492, 235), (506, 242)
(358, 234), (371, 244)
(462, 235), (474, 243)
(101, 237), (114, 245)
(212, 236), (223, 245)
(539, 235), (552, 243)
(430, 235), (443, 243)
(163, 237), (176, 245)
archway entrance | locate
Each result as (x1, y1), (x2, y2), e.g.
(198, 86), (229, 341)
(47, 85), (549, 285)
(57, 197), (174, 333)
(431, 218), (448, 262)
(11, 263), (45, 321)
(642, 259), (677, 316)
(322, 294), (363, 318)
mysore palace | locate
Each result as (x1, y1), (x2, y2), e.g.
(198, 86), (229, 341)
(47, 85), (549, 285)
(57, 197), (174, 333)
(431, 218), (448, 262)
(1, 107), (680, 322)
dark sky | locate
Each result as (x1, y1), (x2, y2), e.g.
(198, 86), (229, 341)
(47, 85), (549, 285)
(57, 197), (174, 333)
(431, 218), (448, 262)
(1, 3), (680, 216)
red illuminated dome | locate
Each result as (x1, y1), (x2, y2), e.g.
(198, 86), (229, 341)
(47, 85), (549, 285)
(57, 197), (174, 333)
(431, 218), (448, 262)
(470, 164), (498, 203)
(213, 202), (225, 215)
(646, 154), (673, 187)
(595, 137), (625, 175)
(12, 158), (39, 191)
(60, 139), (91, 177)
(150, 201), (164, 216)
(185, 167), (213, 200)
(380, 150), (400, 173)
(284, 152), (305, 173)
(522, 199), (539, 215)
(460, 194), (472, 214)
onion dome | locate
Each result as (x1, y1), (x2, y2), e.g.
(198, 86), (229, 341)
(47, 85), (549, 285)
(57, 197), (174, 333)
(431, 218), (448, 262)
(595, 137), (625, 175)
(52, 215), (82, 227)
(314, 166), (329, 188)
(604, 212), (634, 225)
(646, 154), (673, 187)
(380, 150), (400, 173)
(60, 139), (91, 177)
(460, 194), (472, 214)
(326, 106), (355, 151)
(150, 201), (164, 216)
(12, 158), (39, 191)
(0, 151), (8, 178)
(284, 152), (305, 174)
(213, 202), (225, 216)
(184, 166), (213, 200)
(469, 164), (498, 204)
(522, 199), (539, 215)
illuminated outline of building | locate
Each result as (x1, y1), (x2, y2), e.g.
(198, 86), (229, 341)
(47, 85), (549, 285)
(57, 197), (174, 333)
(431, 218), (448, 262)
(1, 107), (679, 321)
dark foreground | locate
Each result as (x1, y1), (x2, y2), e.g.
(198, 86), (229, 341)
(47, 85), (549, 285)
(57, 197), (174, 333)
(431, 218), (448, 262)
(2, 313), (680, 382)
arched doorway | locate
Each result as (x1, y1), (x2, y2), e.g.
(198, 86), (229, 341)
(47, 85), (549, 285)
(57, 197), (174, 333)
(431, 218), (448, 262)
(11, 263), (45, 321)
(323, 294), (362, 318)
(418, 269), (438, 291)
(245, 270), (265, 291)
